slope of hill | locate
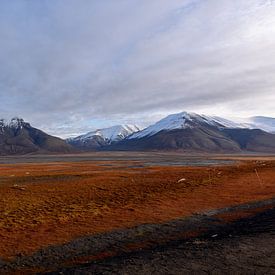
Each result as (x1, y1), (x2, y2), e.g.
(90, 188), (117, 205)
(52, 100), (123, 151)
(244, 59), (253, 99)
(109, 112), (275, 153)
(108, 113), (241, 152)
(0, 118), (74, 155)
(222, 128), (275, 153)
(129, 112), (244, 140)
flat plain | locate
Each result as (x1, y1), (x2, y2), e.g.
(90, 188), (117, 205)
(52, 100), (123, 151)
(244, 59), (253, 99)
(0, 152), (275, 273)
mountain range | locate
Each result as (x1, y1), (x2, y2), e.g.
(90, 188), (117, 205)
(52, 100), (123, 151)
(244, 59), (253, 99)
(68, 112), (275, 153)
(1, 112), (275, 155)
(102, 112), (275, 153)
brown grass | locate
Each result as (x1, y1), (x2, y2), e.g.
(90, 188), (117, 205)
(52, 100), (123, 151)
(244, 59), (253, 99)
(0, 159), (275, 260)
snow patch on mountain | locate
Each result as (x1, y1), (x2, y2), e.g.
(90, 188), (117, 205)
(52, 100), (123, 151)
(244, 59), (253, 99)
(129, 112), (250, 139)
(129, 112), (193, 139)
(204, 116), (248, 129)
(242, 116), (275, 133)
(0, 117), (29, 132)
(72, 124), (140, 143)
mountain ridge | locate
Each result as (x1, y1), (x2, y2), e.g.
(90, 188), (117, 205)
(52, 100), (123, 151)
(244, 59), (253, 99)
(108, 112), (275, 153)
(1, 113), (275, 154)
(67, 124), (140, 150)
(0, 118), (75, 155)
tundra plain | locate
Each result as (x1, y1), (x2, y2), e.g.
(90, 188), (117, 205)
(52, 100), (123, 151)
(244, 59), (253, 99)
(0, 152), (275, 273)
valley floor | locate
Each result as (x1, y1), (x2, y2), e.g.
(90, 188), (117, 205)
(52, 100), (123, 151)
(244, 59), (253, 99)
(0, 153), (275, 273)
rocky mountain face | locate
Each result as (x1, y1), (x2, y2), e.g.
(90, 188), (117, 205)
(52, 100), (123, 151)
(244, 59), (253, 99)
(222, 128), (275, 153)
(0, 118), (74, 155)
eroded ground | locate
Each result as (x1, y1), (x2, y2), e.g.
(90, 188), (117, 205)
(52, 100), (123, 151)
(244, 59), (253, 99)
(0, 153), (275, 273)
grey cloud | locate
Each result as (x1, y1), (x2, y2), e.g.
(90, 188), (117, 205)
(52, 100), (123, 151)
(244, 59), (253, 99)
(0, 0), (275, 137)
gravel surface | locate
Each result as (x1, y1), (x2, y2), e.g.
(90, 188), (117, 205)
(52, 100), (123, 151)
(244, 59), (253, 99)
(50, 207), (275, 275)
(1, 198), (274, 274)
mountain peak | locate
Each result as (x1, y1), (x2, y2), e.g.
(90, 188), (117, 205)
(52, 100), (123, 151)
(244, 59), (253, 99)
(83, 124), (140, 142)
(0, 117), (30, 130)
(71, 124), (140, 145)
(9, 117), (28, 129)
(0, 117), (74, 155)
(129, 111), (246, 139)
(128, 112), (198, 139)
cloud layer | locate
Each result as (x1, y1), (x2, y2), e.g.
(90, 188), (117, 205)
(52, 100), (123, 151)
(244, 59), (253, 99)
(0, 0), (275, 137)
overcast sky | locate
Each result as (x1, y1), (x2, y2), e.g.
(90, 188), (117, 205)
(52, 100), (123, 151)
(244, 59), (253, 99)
(1, 0), (275, 137)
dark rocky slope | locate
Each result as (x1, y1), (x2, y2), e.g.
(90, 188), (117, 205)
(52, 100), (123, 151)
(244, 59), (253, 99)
(0, 118), (74, 155)
(106, 126), (242, 152)
(222, 128), (275, 153)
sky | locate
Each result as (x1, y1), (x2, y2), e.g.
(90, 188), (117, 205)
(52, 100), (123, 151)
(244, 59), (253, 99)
(0, 0), (275, 138)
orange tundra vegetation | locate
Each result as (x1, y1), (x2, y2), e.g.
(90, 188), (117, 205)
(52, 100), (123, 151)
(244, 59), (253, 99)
(0, 159), (275, 260)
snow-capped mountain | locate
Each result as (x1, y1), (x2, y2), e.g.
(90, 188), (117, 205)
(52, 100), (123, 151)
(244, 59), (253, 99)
(129, 112), (275, 140)
(0, 118), (74, 155)
(106, 111), (275, 153)
(73, 124), (140, 143)
(129, 112), (246, 139)
(243, 116), (275, 133)
(204, 116), (249, 129)
(0, 117), (30, 131)
(68, 124), (140, 150)
(2, 113), (275, 154)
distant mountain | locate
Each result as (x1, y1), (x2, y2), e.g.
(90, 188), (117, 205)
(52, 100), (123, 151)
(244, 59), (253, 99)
(4, 113), (273, 155)
(128, 112), (245, 139)
(110, 112), (241, 152)
(108, 112), (275, 153)
(245, 116), (275, 133)
(0, 118), (74, 155)
(67, 124), (140, 150)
